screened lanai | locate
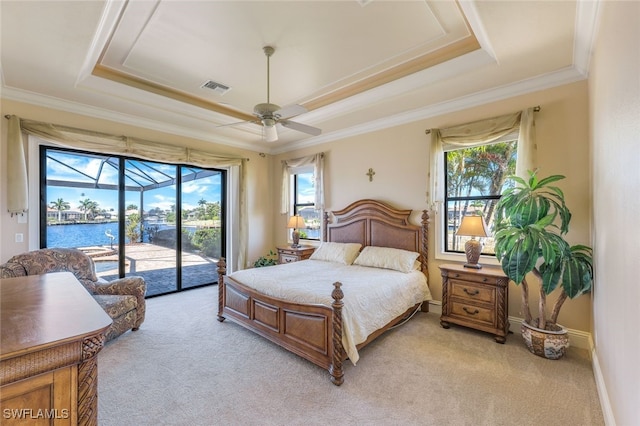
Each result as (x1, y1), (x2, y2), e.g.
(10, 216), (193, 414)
(42, 146), (225, 297)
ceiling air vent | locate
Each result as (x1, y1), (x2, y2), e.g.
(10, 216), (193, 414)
(201, 80), (231, 95)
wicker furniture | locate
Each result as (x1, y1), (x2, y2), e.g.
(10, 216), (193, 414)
(0, 272), (112, 425)
(439, 263), (510, 343)
(0, 248), (146, 341)
(217, 199), (429, 385)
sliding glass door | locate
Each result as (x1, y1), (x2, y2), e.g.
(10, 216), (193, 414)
(180, 167), (225, 290)
(41, 146), (225, 297)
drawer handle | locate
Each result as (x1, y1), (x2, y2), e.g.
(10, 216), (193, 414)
(463, 307), (480, 315)
(463, 288), (480, 296)
(483, 278), (488, 282)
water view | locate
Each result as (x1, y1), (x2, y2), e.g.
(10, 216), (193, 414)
(48, 222), (122, 248)
(47, 222), (184, 248)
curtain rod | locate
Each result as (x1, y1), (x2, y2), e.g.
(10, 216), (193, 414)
(9, 106), (542, 124)
(424, 105), (541, 135)
(4, 114), (250, 161)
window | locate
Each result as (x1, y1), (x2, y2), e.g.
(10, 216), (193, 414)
(292, 171), (320, 241)
(41, 146), (226, 297)
(444, 141), (517, 255)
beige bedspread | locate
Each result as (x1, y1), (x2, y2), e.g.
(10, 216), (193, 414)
(229, 259), (432, 364)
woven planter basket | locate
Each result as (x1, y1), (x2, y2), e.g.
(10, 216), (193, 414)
(521, 320), (569, 360)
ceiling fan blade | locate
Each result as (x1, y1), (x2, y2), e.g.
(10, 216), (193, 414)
(215, 120), (254, 128)
(280, 120), (322, 136)
(275, 104), (307, 120)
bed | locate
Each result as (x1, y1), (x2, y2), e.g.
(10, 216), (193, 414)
(216, 199), (430, 385)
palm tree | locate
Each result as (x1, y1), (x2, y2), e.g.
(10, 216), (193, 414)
(477, 142), (517, 227)
(78, 198), (98, 221)
(198, 198), (207, 220)
(49, 198), (70, 222)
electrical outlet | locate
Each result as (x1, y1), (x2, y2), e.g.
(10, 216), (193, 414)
(15, 233), (23, 243)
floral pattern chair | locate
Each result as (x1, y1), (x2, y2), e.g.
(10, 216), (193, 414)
(0, 248), (146, 342)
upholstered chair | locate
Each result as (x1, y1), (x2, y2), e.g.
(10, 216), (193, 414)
(0, 248), (146, 342)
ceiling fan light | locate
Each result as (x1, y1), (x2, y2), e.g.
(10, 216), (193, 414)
(262, 117), (276, 127)
(264, 124), (278, 142)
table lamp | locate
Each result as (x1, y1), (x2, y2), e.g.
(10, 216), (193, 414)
(287, 215), (306, 248)
(455, 215), (489, 269)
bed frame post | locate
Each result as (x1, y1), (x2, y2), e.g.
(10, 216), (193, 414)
(217, 257), (226, 322)
(329, 281), (344, 386)
(421, 210), (430, 313)
(421, 210), (429, 276)
(323, 211), (329, 242)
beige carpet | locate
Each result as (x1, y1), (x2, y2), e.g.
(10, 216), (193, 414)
(98, 286), (604, 425)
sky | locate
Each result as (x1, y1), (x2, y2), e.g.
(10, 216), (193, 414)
(46, 149), (222, 213)
(46, 149), (316, 213)
(295, 171), (315, 204)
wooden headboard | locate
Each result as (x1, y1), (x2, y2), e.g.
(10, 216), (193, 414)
(322, 199), (429, 275)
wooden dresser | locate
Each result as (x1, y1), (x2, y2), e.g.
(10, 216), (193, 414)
(277, 245), (315, 264)
(0, 272), (112, 425)
(439, 263), (510, 343)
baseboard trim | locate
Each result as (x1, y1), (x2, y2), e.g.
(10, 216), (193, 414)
(428, 300), (442, 315)
(591, 341), (616, 425)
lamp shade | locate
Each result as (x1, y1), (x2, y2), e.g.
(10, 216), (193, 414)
(455, 215), (489, 238)
(287, 215), (306, 229)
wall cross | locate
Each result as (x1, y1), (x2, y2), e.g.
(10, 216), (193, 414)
(366, 168), (376, 182)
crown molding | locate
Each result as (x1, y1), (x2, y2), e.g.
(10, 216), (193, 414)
(573, 0), (603, 76)
(2, 61), (586, 157)
(272, 65), (587, 155)
(0, 85), (262, 153)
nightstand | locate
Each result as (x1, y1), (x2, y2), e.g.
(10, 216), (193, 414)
(277, 245), (315, 264)
(439, 263), (510, 343)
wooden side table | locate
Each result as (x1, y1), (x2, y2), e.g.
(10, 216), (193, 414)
(439, 263), (510, 343)
(277, 245), (315, 264)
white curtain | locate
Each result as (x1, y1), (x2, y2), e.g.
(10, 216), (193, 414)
(280, 153), (325, 214)
(6, 116), (28, 215)
(515, 108), (536, 179)
(14, 117), (249, 269)
(427, 108), (536, 212)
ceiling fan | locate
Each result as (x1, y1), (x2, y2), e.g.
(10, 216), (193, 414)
(247, 46), (322, 142)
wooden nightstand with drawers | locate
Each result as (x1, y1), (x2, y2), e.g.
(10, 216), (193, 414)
(439, 263), (510, 343)
(277, 245), (315, 264)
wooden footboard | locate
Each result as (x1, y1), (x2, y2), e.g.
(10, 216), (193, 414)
(217, 258), (346, 385)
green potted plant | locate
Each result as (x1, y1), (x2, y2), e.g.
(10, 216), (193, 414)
(253, 250), (278, 268)
(493, 170), (593, 359)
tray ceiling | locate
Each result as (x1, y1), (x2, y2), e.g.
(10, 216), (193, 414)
(0, 0), (598, 153)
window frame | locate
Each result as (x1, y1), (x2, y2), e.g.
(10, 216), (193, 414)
(290, 167), (320, 243)
(37, 143), (228, 297)
(435, 136), (518, 265)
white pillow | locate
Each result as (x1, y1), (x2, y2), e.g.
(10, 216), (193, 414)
(353, 246), (420, 273)
(309, 242), (362, 265)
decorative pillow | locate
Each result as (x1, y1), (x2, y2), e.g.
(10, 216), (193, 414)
(309, 242), (362, 265)
(353, 246), (420, 273)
